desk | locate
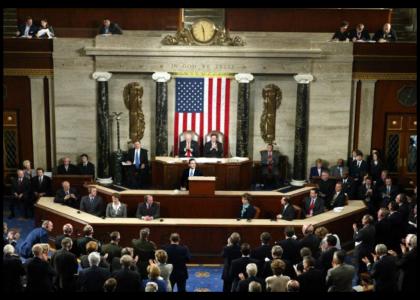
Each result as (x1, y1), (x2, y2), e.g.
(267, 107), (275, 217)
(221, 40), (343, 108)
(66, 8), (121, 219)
(94, 185), (312, 219)
(35, 197), (367, 263)
(151, 156), (252, 190)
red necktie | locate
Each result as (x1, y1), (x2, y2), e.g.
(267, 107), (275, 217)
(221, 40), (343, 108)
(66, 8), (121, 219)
(186, 142), (191, 157)
(268, 152), (272, 172)
(309, 198), (315, 215)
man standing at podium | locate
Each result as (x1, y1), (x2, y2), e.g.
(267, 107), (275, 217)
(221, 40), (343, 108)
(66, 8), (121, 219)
(179, 132), (199, 158)
(125, 141), (148, 188)
(204, 133), (223, 158)
(180, 159), (203, 190)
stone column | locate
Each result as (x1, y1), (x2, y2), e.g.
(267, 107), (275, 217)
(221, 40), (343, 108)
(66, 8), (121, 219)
(235, 73), (254, 157)
(92, 72), (112, 178)
(358, 80), (377, 155)
(291, 74), (314, 186)
(152, 72), (171, 156)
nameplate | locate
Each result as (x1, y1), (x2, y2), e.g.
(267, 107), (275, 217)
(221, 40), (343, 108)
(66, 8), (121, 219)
(189, 176), (216, 181)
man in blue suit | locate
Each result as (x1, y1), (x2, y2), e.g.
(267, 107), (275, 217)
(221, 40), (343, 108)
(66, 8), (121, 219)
(309, 159), (327, 181)
(238, 193), (256, 219)
(18, 220), (53, 258)
(16, 16), (38, 38)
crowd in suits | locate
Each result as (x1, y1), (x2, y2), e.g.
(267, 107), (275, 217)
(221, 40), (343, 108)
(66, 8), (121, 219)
(331, 21), (398, 42)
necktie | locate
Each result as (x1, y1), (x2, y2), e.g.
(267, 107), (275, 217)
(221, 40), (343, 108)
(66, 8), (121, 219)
(186, 142), (191, 157)
(387, 186), (390, 194)
(268, 152), (273, 172)
(24, 26), (30, 36)
(66, 191), (69, 196)
(19, 178), (22, 185)
(357, 161), (361, 168)
(135, 150), (140, 169)
(147, 204), (150, 210)
(339, 167), (343, 177)
(39, 176), (42, 184)
(309, 198), (315, 215)
(189, 169), (193, 177)
(65, 166), (68, 172)
(318, 168), (321, 176)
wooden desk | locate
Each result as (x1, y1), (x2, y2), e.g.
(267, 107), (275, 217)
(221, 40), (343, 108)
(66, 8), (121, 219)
(35, 197), (367, 263)
(95, 185), (312, 219)
(151, 157), (252, 190)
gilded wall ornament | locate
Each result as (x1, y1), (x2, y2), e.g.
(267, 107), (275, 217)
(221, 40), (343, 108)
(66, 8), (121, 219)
(123, 82), (145, 143)
(260, 84), (282, 144)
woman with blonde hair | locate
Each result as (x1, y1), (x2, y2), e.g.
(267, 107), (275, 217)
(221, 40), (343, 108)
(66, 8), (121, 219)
(141, 264), (168, 292)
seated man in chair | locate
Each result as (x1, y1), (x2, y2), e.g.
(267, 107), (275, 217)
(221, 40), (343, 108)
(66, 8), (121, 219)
(260, 144), (281, 188)
(178, 131), (199, 158)
(204, 133), (223, 158)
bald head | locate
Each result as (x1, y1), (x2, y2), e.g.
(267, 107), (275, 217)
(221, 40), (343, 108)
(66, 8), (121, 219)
(383, 23), (391, 33)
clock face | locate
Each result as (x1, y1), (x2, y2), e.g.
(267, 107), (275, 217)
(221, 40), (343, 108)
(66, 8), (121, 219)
(191, 19), (216, 43)
(398, 86), (417, 107)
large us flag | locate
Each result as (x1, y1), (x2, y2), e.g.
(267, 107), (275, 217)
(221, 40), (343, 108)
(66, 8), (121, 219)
(174, 77), (231, 156)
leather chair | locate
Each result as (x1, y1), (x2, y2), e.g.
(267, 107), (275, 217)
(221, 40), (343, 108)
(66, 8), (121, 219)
(204, 130), (226, 157)
(254, 206), (261, 219)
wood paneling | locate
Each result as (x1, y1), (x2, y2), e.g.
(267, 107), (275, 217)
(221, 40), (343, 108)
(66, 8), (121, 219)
(3, 77), (33, 169)
(226, 8), (391, 32)
(3, 38), (53, 70)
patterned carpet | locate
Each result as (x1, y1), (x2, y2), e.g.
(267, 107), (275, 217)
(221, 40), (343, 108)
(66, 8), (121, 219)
(3, 199), (224, 292)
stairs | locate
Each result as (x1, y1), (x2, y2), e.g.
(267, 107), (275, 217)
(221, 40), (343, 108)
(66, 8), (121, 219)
(3, 8), (17, 37)
(391, 8), (417, 42)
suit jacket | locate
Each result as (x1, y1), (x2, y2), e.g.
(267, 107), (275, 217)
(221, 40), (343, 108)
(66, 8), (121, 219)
(304, 196), (325, 217)
(388, 211), (404, 248)
(278, 238), (300, 265)
(353, 224), (376, 261)
(80, 195), (104, 217)
(250, 244), (272, 271)
(358, 184), (376, 204)
(349, 160), (368, 181)
(76, 236), (101, 257)
(126, 148), (148, 169)
(318, 179), (336, 202)
(348, 28), (371, 41)
(11, 177), (31, 198)
(105, 202), (127, 218)
(164, 244), (191, 281)
(396, 248), (417, 292)
(31, 175), (52, 196)
(54, 187), (79, 209)
(54, 234), (77, 254)
(237, 275), (266, 292)
(329, 191), (347, 209)
(378, 184), (399, 205)
(57, 163), (79, 175)
(78, 162), (95, 176)
(316, 247), (338, 275)
(19, 227), (49, 258)
(331, 30), (349, 41)
(101, 242), (122, 263)
(203, 141), (223, 158)
(80, 255), (110, 270)
(309, 167), (327, 179)
(229, 256), (259, 291)
(330, 165), (348, 178)
(98, 23), (123, 35)
(222, 244), (242, 281)
(280, 204), (295, 221)
(369, 255), (398, 292)
(373, 29), (397, 42)
(260, 150), (280, 175)
(375, 218), (391, 248)
(112, 268), (141, 292)
(132, 239), (156, 279)
(238, 204), (256, 219)
(179, 140), (200, 157)
(25, 257), (56, 292)
(341, 177), (355, 199)
(136, 202), (160, 219)
(3, 254), (25, 292)
(298, 234), (321, 258)
(17, 24), (38, 37)
(297, 268), (326, 292)
(326, 263), (356, 292)
(50, 248), (78, 289)
(369, 161), (383, 183)
(180, 168), (203, 189)
(78, 265), (111, 292)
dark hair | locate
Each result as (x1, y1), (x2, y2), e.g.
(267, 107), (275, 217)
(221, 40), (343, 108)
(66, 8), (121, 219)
(240, 243), (251, 256)
(284, 226), (295, 238)
(40, 18), (48, 23)
(26, 16), (32, 21)
(210, 133), (217, 138)
(80, 153), (88, 159)
(310, 188), (319, 194)
(242, 193), (252, 203)
(341, 21), (349, 27)
(170, 232), (180, 243)
(326, 234), (337, 247)
(365, 176), (372, 182)
(189, 158), (196, 164)
(36, 167), (44, 172)
(110, 231), (120, 241)
(389, 201), (399, 211)
(356, 150), (363, 157)
(260, 232), (271, 244)
(334, 250), (346, 264)
(300, 247), (312, 258)
(303, 256), (315, 267)
(112, 193), (120, 199)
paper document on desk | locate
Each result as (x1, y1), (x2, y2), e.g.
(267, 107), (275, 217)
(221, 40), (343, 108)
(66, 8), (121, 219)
(333, 207), (344, 213)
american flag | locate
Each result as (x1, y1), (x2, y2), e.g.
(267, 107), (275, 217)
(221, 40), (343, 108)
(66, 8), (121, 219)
(174, 77), (231, 156)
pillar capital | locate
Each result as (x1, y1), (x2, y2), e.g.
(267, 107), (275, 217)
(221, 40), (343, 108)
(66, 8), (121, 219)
(152, 72), (171, 83)
(234, 73), (254, 83)
(92, 72), (112, 82)
(294, 74), (314, 84)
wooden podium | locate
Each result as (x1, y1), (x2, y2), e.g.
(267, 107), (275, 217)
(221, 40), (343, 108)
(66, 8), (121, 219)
(189, 176), (216, 196)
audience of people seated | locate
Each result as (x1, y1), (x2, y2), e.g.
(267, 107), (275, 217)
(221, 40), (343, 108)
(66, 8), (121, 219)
(331, 21), (398, 43)
(348, 23), (371, 42)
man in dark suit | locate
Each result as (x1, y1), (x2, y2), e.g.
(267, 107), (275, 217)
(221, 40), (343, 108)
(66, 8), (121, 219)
(260, 144), (281, 187)
(25, 243), (56, 292)
(330, 158), (348, 178)
(51, 237), (78, 291)
(298, 224), (320, 258)
(373, 23), (398, 42)
(329, 182), (347, 209)
(387, 201), (404, 252)
(229, 243), (259, 292)
(378, 177), (399, 208)
(112, 255), (141, 292)
(304, 189), (325, 217)
(54, 181), (79, 209)
(180, 158), (203, 189)
(80, 186), (104, 217)
(101, 231), (122, 264)
(76, 225), (101, 257)
(98, 18), (123, 35)
(349, 151), (368, 184)
(221, 232), (242, 292)
(277, 197), (295, 221)
(389, 234), (417, 292)
(16, 16), (38, 38)
(341, 171), (355, 199)
(318, 170), (336, 205)
(204, 133), (223, 158)
(309, 159), (326, 180)
(331, 21), (349, 41)
(316, 235), (338, 276)
(353, 214), (376, 275)
(250, 232), (272, 270)
(348, 23), (371, 42)
(10, 169), (32, 219)
(326, 250), (356, 292)
(78, 252), (111, 292)
(238, 193), (256, 219)
(277, 227), (300, 265)
(125, 140), (149, 188)
(179, 132), (200, 157)
(296, 256), (326, 292)
(164, 233), (191, 292)
(358, 176), (378, 215)
(78, 153), (95, 176)
(3, 244), (26, 292)
(57, 157), (79, 175)
(136, 195), (160, 220)
(132, 228), (156, 279)
(55, 223), (77, 254)
(31, 168), (52, 201)
(363, 244), (398, 292)
(375, 208), (391, 248)
(18, 220), (53, 259)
